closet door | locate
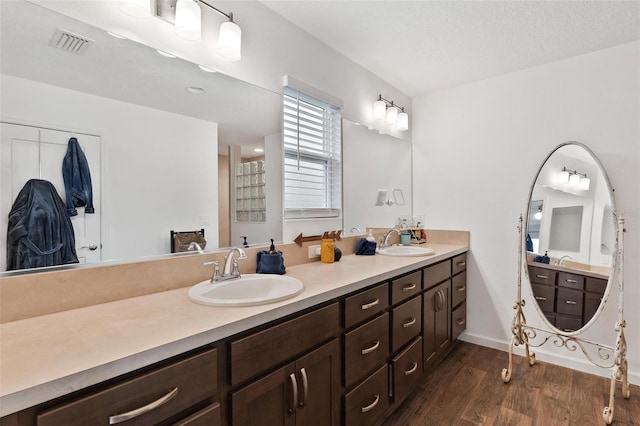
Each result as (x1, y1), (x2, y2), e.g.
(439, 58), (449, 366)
(0, 123), (102, 268)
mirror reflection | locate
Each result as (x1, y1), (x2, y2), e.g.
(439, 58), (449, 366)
(525, 143), (615, 333)
(1, 0), (282, 272)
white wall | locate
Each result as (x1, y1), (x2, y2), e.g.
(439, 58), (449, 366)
(1, 75), (218, 261)
(412, 41), (639, 383)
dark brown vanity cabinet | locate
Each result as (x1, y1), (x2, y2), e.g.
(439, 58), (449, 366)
(528, 264), (608, 331)
(451, 254), (467, 341)
(35, 348), (220, 426)
(230, 303), (341, 426)
(423, 280), (451, 366)
(231, 339), (340, 426)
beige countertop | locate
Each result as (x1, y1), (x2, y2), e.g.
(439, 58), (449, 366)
(527, 261), (610, 280)
(0, 242), (467, 417)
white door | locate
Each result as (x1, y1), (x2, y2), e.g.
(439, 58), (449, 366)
(0, 122), (102, 269)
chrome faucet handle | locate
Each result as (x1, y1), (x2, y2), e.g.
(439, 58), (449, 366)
(203, 260), (220, 283)
(232, 259), (240, 277)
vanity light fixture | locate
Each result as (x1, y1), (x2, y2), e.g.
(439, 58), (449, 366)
(534, 204), (543, 220)
(152, 0), (242, 61)
(558, 167), (590, 190)
(372, 95), (409, 131)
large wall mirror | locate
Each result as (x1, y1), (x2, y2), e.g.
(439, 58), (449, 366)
(524, 142), (616, 333)
(0, 1), (413, 275)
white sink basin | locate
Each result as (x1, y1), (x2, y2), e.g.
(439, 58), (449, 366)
(377, 245), (435, 257)
(188, 274), (304, 307)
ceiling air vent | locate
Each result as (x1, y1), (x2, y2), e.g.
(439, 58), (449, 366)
(49, 28), (94, 55)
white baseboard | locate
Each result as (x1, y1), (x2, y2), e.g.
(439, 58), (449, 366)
(459, 332), (639, 386)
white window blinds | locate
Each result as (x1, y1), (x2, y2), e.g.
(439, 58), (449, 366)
(283, 86), (342, 219)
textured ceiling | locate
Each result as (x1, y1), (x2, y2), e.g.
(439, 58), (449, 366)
(262, 0), (640, 97)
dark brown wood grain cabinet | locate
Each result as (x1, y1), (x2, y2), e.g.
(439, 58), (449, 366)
(231, 339), (340, 426)
(423, 280), (451, 366)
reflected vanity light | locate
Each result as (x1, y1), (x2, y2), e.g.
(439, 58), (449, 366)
(144, 0), (242, 61)
(372, 94), (409, 131)
(558, 167), (590, 190)
(534, 204), (543, 220)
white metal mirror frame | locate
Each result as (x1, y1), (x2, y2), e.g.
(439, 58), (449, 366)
(501, 144), (630, 425)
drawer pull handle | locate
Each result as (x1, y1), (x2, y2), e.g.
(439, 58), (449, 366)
(456, 318), (465, 326)
(404, 362), (419, 376)
(288, 373), (298, 414)
(361, 394), (380, 413)
(402, 283), (417, 292)
(456, 286), (466, 292)
(402, 317), (417, 328)
(361, 299), (380, 310)
(536, 274), (549, 279)
(456, 261), (466, 267)
(565, 300), (577, 305)
(109, 387), (178, 424)
(299, 368), (308, 407)
(361, 340), (380, 355)
(566, 279), (578, 283)
(535, 296), (547, 301)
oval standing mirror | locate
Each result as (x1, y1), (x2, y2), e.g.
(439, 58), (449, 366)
(525, 142), (616, 334)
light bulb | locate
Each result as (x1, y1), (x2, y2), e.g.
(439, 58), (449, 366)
(579, 176), (590, 190)
(569, 173), (581, 186)
(373, 100), (386, 121)
(558, 169), (570, 184)
(396, 111), (409, 131)
(218, 20), (241, 61)
(534, 211), (542, 220)
(385, 106), (398, 125)
(175, 0), (201, 41)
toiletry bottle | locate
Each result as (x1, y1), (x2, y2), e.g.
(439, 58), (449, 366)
(321, 238), (335, 263)
(366, 230), (376, 242)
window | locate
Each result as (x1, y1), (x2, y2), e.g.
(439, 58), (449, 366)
(283, 86), (342, 219)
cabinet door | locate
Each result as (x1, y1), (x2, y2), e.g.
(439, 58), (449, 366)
(423, 281), (451, 366)
(295, 340), (341, 426)
(232, 364), (297, 426)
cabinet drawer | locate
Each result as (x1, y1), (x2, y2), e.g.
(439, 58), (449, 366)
(451, 301), (466, 341)
(556, 316), (582, 333)
(391, 270), (422, 305)
(531, 284), (555, 313)
(173, 403), (221, 426)
(344, 283), (389, 328)
(391, 296), (421, 353)
(344, 313), (389, 387)
(586, 277), (607, 294)
(424, 260), (451, 289)
(344, 364), (389, 426)
(451, 272), (466, 308)
(556, 288), (583, 316)
(231, 302), (339, 386)
(391, 337), (422, 404)
(558, 272), (584, 290)
(452, 253), (467, 275)
(528, 266), (556, 285)
(37, 349), (218, 426)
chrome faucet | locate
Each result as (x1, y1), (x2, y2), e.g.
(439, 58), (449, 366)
(556, 255), (572, 266)
(187, 241), (204, 253)
(221, 247), (247, 280)
(380, 229), (401, 248)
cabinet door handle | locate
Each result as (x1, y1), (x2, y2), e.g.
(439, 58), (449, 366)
(536, 274), (549, 279)
(361, 299), (380, 310)
(404, 362), (419, 376)
(535, 296), (547, 301)
(456, 261), (466, 267)
(565, 300), (577, 305)
(402, 317), (417, 328)
(456, 318), (465, 326)
(456, 285), (466, 292)
(565, 279), (578, 284)
(361, 394), (380, 413)
(299, 368), (308, 407)
(288, 373), (298, 414)
(109, 387), (178, 424)
(361, 340), (380, 355)
(402, 283), (416, 292)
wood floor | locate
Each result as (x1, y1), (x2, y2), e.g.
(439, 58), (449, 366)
(382, 342), (640, 425)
